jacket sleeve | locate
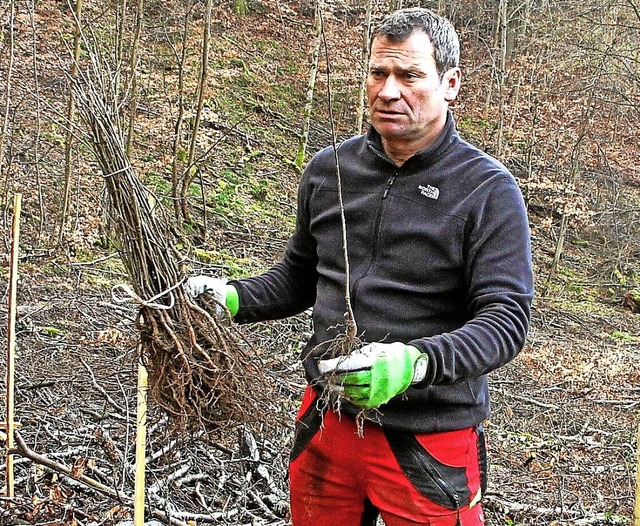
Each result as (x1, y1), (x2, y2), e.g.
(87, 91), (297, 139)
(410, 176), (534, 386)
(231, 166), (319, 323)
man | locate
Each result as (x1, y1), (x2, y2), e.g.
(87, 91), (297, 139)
(187, 7), (533, 525)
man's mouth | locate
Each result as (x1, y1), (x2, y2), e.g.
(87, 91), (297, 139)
(375, 109), (405, 117)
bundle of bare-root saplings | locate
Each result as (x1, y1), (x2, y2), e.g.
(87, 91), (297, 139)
(72, 65), (272, 433)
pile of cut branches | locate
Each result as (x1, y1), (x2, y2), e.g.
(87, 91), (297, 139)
(69, 49), (272, 433)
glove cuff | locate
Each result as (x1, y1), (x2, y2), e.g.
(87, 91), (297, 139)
(225, 285), (240, 316)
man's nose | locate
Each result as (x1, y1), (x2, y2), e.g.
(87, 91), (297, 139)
(378, 75), (401, 100)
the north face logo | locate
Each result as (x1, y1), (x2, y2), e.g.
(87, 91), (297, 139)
(418, 184), (440, 200)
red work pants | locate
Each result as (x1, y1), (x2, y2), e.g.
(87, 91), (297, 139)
(289, 387), (486, 525)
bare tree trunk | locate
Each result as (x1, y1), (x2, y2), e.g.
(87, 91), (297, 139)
(294, 0), (324, 170)
(59, 0), (83, 242)
(437, 0), (457, 24)
(0, 0), (15, 200)
(495, 0), (508, 158)
(28, 0), (45, 238)
(125, 0), (145, 156)
(519, 0), (533, 47)
(507, 69), (522, 132)
(180, 0), (212, 224)
(544, 120), (589, 292)
(169, 5), (193, 225)
(354, 0), (372, 135)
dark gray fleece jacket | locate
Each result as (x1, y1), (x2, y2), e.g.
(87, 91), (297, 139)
(232, 113), (534, 433)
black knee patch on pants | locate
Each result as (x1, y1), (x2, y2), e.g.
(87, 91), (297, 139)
(384, 429), (471, 510)
(290, 402), (323, 462)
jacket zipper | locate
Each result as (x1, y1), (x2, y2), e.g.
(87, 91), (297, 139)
(382, 173), (396, 199)
(350, 173), (398, 306)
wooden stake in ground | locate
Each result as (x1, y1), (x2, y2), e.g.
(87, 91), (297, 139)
(134, 359), (148, 526)
(5, 193), (21, 498)
(635, 423), (640, 525)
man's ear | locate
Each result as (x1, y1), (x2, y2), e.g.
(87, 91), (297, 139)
(443, 67), (462, 102)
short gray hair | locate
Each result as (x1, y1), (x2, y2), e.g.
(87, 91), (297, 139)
(372, 8), (460, 79)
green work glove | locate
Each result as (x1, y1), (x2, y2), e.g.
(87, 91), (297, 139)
(184, 276), (240, 317)
(318, 342), (428, 409)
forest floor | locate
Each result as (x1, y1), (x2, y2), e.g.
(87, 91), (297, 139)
(2, 237), (640, 526)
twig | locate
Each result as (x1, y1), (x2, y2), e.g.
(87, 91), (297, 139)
(70, 252), (119, 266)
(484, 493), (581, 519)
(494, 388), (561, 409)
(13, 430), (130, 502)
(171, 509), (240, 522)
(247, 489), (281, 521)
(69, 43), (276, 427)
(148, 463), (191, 496)
(80, 357), (126, 414)
(12, 431), (189, 526)
(593, 398), (640, 409)
(487, 492), (627, 525)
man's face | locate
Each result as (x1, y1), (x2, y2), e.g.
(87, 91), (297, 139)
(367, 31), (460, 150)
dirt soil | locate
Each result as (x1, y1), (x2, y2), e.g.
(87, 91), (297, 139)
(2, 244), (639, 526)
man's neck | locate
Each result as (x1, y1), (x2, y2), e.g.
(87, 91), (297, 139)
(382, 144), (414, 166)
(382, 133), (437, 166)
